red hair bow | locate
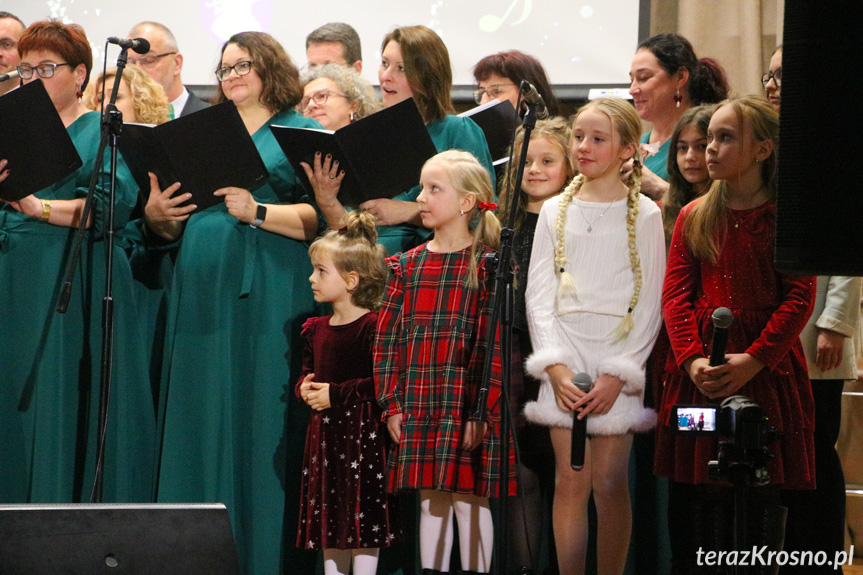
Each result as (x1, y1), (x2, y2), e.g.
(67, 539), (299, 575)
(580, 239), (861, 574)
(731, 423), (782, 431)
(477, 201), (497, 212)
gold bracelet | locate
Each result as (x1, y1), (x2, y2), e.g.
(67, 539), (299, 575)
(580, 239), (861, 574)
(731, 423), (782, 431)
(40, 199), (52, 222)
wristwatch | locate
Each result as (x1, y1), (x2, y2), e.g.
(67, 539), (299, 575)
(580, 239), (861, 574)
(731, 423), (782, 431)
(250, 203), (267, 228)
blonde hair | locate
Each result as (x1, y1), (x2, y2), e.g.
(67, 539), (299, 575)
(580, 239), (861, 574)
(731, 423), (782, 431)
(554, 97), (644, 340)
(308, 211), (387, 310)
(684, 95), (779, 262)
(499, 116), (575, 229)
(84, 65), (169, 125)
(424, 150), (501, 289)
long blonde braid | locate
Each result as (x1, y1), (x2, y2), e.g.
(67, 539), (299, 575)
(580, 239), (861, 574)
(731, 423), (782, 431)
(553, 174), (584, 311)
(611, 158), (643, 341)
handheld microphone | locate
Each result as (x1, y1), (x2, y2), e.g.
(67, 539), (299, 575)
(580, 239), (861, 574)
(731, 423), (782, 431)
(520, 81), (549, 119)
(107, 37), (151, 55)
(0, 70), (19, 82)
(708, 307), (733, 366)
(571, 372), (593, 470)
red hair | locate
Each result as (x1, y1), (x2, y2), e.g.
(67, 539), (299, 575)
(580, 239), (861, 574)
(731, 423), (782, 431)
(18, 19), (92, 90)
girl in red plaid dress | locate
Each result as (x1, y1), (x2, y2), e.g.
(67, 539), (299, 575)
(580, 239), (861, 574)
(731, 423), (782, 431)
(374, 150), (511, 574)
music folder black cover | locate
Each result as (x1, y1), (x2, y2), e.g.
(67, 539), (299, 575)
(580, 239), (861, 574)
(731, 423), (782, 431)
(0, 503), (241, 575)
(458, 98), (518, 166)
(117, 101), (269, 213)
(270, 98), (438, 208)
(0, 80), (83, 202)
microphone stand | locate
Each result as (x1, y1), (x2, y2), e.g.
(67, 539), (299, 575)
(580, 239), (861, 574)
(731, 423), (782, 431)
(472, 82), (539, 575)
(55, 44), (130, 503)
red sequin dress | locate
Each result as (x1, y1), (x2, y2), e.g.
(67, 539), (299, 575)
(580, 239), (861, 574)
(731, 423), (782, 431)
(654, 202), (817, 489)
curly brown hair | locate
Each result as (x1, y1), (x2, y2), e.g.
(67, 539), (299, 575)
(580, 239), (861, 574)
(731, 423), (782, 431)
(213, 31), (302, 113)
(308, 211), (387, 310)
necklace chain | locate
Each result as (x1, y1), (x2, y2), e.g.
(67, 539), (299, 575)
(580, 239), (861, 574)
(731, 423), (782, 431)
(575, 193), (623, 232)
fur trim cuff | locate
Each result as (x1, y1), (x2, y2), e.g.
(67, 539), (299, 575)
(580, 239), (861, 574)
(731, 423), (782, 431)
(525, 346), (573, 379)
(597, 355), (645, 395)
(524, 374), (657, 435)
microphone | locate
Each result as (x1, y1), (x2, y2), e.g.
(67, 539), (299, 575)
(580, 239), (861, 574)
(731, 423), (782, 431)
(0, 70), (19, 82)
(571, 372), (593, 470)
(520, 81), (549, 119)
(708, 307), (733, 366)
(107, 37), (151, 54)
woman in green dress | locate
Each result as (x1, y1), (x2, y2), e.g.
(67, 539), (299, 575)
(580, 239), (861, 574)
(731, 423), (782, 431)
(147, 32), (321, 575)
(0, 19), (154, 503)
(307, 25), (494, 256)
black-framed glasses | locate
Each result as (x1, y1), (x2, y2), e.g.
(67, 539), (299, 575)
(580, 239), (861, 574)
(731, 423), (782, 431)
(128, 52), (177, 67)
(300, 89), (348, 110)
(472, 83), (517, 105)
(761, 67), (782, 88)
(216, 60), (253, 82)
(16, 62), (70, 79)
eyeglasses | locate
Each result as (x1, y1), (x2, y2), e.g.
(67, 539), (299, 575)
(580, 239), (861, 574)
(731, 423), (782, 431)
(216, 60), (253, 82)
(128, 52), (177, 67)
(16, 62), (70, 79)
(473, 83), (517, 105)
(300, 89), (348, 110)
(761, 67), (782, 88)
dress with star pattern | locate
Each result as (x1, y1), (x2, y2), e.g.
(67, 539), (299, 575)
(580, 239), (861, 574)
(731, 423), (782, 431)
(295, 312), (399, 551)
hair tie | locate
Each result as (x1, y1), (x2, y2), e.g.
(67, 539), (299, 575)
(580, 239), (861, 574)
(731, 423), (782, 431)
(477, 201), (497, 212)
(632, 159), (641, 169)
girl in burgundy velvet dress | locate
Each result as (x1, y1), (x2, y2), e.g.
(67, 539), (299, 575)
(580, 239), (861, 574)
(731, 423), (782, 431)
(655, 96), (816, 573)
(295, 211), (398, 575)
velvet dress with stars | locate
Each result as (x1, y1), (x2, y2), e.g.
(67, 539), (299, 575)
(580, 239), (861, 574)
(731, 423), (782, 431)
(295, 312), (400, 551)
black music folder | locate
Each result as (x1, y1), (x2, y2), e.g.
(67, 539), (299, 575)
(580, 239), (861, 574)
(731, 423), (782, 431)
(0, 503), (241, 575)
(458, 98), (519, 166)
(271, 98), (437, 208)
(0, 80), (83, 202)
(117, 101), (269, 213)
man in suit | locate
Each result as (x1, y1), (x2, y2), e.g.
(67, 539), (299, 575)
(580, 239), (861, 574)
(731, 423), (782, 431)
(127, 21), (209, 118)
(0, 11), (25, 96)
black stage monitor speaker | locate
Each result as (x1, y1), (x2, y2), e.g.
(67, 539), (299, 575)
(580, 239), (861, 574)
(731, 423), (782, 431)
(0, 503), (240, 575)
(775, 0), (863, 275)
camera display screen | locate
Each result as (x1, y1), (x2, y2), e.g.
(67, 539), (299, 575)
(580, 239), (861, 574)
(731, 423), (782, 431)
(673, 405), (718, 433)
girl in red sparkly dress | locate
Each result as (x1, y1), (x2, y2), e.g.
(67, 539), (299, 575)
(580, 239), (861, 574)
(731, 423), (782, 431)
(375, 150), (513, 574)
(655, 95), (816, 573)
(296, 211), (398, 575)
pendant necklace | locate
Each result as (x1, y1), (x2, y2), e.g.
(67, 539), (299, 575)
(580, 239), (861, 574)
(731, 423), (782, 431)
(575, 192), (622, 232)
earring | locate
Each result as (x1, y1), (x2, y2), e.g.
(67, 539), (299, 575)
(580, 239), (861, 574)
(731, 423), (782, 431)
(460, 209), (465, 216)
(350, 111), (355, 122)
(674, 88), (682, 108)
(76, 87), (83, 100)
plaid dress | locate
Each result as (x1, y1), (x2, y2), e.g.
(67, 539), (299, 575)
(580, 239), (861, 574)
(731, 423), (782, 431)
(374, 243), (515, 497)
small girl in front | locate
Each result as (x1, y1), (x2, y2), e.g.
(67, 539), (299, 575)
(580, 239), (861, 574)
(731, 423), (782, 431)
(295, 211), (397, 575)
(374, 150), (513, 575)
(655, 95), (815, 573)
(524, 97), (666, 575)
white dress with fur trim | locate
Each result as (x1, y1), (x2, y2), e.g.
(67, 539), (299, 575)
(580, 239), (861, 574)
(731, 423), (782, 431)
(524, 193), (665, 435)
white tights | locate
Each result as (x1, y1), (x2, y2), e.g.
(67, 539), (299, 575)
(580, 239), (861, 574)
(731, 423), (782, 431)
(322, 548), (379, 575)
(419, 489), (494, 573)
